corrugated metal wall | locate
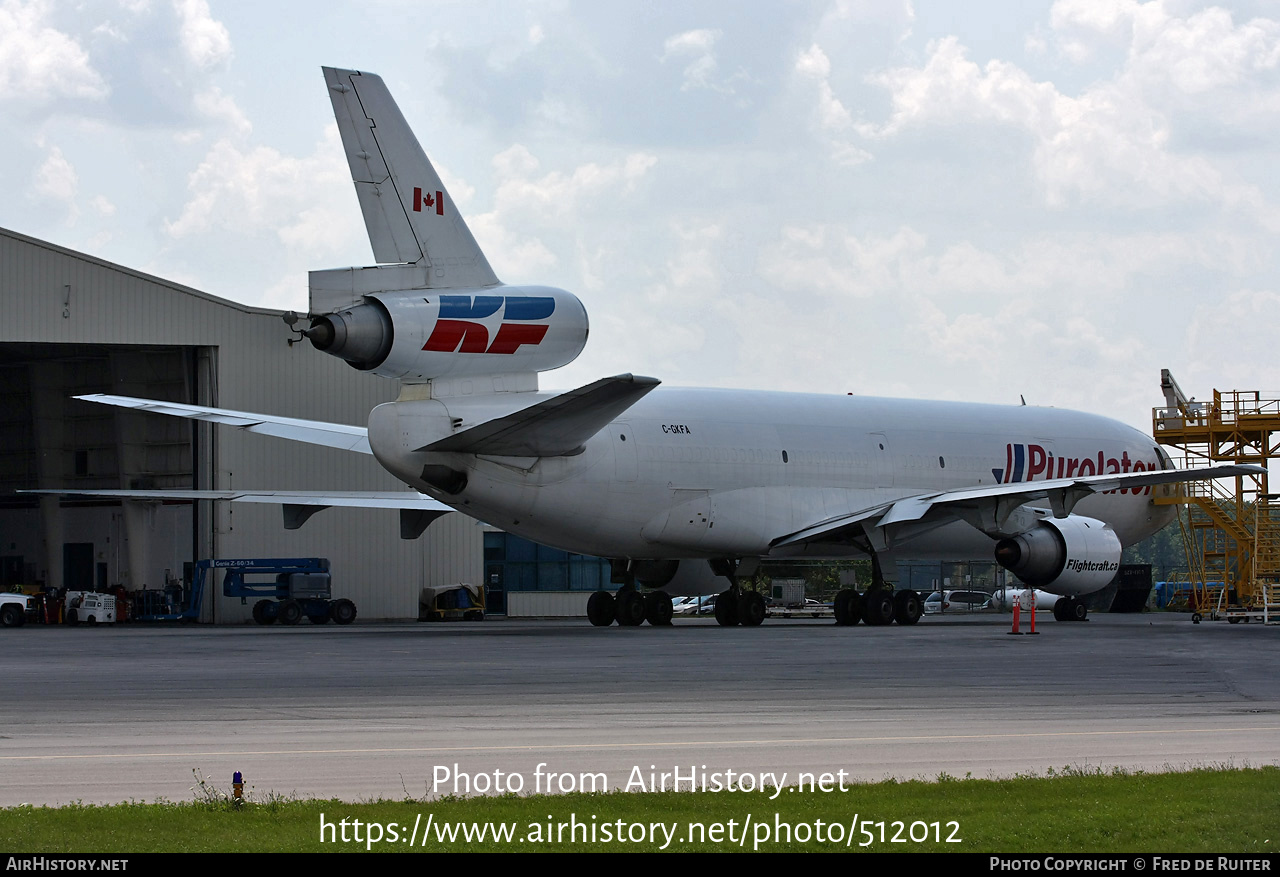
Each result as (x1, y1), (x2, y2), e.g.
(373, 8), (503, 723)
(0, 227), (482, 622)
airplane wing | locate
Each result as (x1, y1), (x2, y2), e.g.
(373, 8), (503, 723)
(770, 462), (1267, 551)
(419, 373), (661, 456)
(22, 489), (452, 539)
(73, 395), (371, 454)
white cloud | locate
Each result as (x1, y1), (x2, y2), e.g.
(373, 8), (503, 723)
(489, 144), (656, 216)
(193, 87), (251, 137)
(165, 125), (354, 251)
(796, 43), (852, 130)
(89, 194), (115, 216)
(1129, 5), (1280, 94)
(862, 30), (1276, 212)
(0, 0), (108, 103)
(1185, 288), (1280, 391)
(174, 0), (231, 70)
(31, 145), (78, 203)
(469, 145), (658, 281)
(795, 42), (831, 79)
(759, 225), (927, 299)
(661, 27), (746, 94)
(1052, 1), (1280, 93)
(794, 43), (872, 166)
(662, 27), (720, 79)
(1050, 0), (1142, 39)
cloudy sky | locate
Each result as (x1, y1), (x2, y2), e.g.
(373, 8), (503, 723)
(3, 0), (1278, 431)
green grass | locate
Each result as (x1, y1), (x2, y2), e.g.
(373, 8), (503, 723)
(3, 766), (1277, 852)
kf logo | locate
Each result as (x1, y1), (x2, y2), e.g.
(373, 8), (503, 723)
(423, 296), (555, 355)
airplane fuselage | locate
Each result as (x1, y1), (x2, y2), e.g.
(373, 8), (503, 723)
(368, 387), (1174, 569)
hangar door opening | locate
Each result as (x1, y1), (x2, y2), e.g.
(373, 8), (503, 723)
(0, 343), (216, 605)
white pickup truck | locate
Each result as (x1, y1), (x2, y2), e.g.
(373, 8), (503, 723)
(0, 593), (33, 627)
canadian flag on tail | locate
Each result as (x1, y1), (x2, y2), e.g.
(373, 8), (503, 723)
(413, 187), (444, 215)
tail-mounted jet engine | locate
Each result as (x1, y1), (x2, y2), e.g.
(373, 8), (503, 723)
(994, 515), (1121, 595)
(305, 284), (589, 382)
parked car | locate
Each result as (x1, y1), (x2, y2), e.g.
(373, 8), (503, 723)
(670, 595), (716, 616)
(923, 590), (993, 614)
(669, 596), (700, 615)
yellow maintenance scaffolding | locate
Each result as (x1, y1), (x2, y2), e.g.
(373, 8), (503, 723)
(1152, 371), (1280, 621)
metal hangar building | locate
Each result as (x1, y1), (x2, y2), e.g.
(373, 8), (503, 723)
(0, 227), (485, 622)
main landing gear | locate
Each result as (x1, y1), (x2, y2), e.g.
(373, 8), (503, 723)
(586, 588), (674, 627)
(830, 555), (922, 627)
(1052, 596), (1088, 622)
(830, 587), (923, 626)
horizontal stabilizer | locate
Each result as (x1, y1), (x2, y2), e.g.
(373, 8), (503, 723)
(21, 488), (449, 510)
(21, 489), (453, 540)
(74, 395), (371, 454)
(420, 373), (661, 457)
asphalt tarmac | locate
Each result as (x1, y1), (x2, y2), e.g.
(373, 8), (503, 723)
(2, 612), (1278, 806)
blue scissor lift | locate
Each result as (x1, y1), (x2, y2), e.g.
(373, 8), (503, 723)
(199, 558), (357, 626)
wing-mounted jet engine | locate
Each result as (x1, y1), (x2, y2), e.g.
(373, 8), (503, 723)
(994, 515), (1121, 621)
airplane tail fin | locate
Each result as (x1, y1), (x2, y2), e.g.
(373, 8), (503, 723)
(322, 66), (499, 289)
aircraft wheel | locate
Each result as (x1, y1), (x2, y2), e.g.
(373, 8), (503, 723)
(862, 589), (894, 626)
(833, 589), (855, 625)
(1052, 600), (1068, 622)
(330, 599), (357, 625)
(738, 591), (766, 627)
(278, 600), (302, 626)
(586, 591), (615, 627)
(847, 593), (864, 625)
(1069, 599), (1088, 622)
(645, 591), (674, 626)
(714, 589), (739, 627)
(893, 589), (923, 625)
(615, 590), (646, 627)
(0, 605), (23, 628)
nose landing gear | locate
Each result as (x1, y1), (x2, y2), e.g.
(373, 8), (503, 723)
(708, 558), (766, 628)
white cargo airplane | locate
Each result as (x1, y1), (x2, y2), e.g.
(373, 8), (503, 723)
(43, 68), (1261, 629)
